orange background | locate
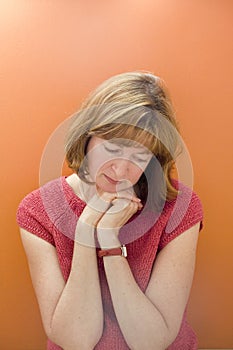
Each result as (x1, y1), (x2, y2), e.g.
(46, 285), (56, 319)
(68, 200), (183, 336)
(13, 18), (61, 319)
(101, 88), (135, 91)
(1, 1), (232, 349)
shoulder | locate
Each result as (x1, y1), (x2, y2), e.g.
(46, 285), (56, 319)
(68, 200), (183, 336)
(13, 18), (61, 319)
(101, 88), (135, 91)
(17, 177), (64, 219)
(17, 176), (86, 243)
(16, 178), (64, 242)
(158, 180), (203, 250)
(167, 180), (203, 227)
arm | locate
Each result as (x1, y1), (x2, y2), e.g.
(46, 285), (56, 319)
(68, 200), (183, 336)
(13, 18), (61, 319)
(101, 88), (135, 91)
(97, 199), (200, 349)
(19, 191), (137, 349)
(20, 228), (103, 350)
(19, 190), (119, 349)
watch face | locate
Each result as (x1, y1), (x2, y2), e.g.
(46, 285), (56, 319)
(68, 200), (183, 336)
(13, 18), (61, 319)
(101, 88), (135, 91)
(121, 245), (127, 257)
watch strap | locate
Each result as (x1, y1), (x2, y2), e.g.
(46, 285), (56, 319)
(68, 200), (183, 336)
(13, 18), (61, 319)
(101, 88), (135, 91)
(98, 245), (127, 258)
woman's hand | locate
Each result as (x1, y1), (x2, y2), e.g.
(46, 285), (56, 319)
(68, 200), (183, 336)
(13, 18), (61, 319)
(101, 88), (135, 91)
(78, 185), (141, 228)
(96, 192), (142, 248)
(97, 197), (142, 229)
(75, 183), (142, 247)
(75, 192), (116, 247)
(78, 192), (116, 227)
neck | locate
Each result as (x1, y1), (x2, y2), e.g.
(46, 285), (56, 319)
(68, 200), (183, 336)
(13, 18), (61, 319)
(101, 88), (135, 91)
(66, 173), (97, 203)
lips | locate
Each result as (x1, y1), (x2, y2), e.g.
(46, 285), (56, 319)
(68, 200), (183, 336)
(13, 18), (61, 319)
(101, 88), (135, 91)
(104, 174), (120, 185)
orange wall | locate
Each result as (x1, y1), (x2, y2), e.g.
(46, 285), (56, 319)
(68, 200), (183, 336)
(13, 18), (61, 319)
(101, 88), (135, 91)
(1, 1), (232, 348)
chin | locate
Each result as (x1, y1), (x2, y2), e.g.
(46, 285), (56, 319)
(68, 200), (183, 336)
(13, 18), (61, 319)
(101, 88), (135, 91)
(100, 185), (117, 193)
(95, 182), (117, 194)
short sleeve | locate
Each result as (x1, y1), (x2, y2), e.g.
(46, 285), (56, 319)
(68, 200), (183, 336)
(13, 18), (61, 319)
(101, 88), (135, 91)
(16, 190), (55, 246)
(158, 187), (203, 250)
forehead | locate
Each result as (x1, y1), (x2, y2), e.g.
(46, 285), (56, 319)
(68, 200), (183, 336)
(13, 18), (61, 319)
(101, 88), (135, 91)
(90, 123), (157, 153)
(107, 138), (151, 153)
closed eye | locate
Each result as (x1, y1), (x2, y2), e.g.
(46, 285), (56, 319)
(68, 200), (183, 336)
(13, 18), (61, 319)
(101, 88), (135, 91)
(134, 157), (148, 163)
(103, 145), (122, 154)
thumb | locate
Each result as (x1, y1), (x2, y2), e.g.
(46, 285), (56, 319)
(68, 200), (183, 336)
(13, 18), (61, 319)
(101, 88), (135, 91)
(107, 198), (130, 214)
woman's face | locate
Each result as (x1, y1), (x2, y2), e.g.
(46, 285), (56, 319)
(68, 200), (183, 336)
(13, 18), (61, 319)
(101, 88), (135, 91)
(85, 136), (152, 193)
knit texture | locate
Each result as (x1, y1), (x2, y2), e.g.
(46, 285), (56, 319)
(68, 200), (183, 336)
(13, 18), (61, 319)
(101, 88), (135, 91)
(16, 176), (203, 350)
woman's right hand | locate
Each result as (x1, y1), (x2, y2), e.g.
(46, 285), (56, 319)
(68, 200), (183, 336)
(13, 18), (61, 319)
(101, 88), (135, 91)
(78, 192), (117, 227)
(75, 192), (117, 247)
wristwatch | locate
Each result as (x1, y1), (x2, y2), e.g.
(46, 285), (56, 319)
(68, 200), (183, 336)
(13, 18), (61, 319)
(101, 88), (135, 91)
(98, 245), (127, 258)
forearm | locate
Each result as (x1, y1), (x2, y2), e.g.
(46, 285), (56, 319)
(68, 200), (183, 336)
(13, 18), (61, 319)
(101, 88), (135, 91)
(49, 242), (103, 349)
(103, 256), (172, 350)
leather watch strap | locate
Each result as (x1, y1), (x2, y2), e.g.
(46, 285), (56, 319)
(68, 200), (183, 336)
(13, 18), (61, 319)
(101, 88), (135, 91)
(98, 245), (127, 258)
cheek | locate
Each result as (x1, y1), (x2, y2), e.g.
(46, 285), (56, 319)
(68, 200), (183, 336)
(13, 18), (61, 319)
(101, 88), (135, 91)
(87, 151), (110, 178)
(129, 165), (144, 183)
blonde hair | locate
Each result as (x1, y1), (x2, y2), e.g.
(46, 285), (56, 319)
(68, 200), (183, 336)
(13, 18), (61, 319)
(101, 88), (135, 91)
(65, 71), (181, 206)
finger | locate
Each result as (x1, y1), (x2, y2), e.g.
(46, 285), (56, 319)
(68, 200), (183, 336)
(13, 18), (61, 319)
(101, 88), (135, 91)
(137, 202), (143, 210)
(116, 189), (141, 202)
(108, 198), (130, 214)
(126, 200), (142, 215)
(109, 198), (141, 216)
(131, 200), (141, 213)
(87, 193), (113, 213)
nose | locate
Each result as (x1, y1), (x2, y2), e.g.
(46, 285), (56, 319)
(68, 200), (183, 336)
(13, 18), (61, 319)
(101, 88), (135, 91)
(111, 158), (131, 179)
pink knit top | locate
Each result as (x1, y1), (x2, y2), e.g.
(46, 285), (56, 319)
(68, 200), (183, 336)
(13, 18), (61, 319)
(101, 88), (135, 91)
(16, 176), (203, 350)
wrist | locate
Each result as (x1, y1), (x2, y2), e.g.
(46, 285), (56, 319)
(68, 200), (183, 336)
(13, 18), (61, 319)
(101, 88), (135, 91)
(75, 220), (95, 247)
(97, 227), (121, 249)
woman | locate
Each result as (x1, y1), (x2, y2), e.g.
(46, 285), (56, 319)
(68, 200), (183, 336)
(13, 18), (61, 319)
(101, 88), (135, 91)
(17, 71), (203, 349)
